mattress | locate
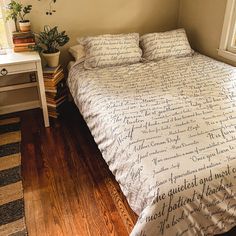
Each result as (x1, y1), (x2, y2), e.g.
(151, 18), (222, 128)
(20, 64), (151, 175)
(68, 53), (236, 236)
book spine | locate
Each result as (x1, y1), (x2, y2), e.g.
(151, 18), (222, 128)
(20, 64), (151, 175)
(45, 80), (66, 89)
(13, 47), (34, 52)
(13, 42), (35, 47)
(44, 76), (64, 87)
(13, 38), (35, 44)
(45, 89), (67, 99)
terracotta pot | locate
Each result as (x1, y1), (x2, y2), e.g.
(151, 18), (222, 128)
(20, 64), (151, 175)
(42, 51), (60, 67)
(19, 21), (31, 32)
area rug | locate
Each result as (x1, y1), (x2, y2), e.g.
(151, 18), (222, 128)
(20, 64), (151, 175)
(0, 117), (27, 236)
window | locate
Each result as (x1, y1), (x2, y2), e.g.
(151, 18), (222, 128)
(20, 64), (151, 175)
(0, 2), (9, 49)
(219, 0), (236, 61)
(0, 1), (15, 49)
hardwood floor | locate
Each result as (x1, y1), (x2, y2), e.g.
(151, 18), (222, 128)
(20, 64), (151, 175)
(18, 104), (137, 236)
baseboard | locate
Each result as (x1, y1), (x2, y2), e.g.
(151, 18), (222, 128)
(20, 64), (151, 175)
(0, 100), (40, 115)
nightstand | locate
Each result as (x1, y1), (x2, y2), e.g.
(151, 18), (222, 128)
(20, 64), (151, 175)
(0, 49), (49, 127)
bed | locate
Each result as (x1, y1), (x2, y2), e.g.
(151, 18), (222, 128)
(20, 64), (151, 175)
(67, 42), (236, 235)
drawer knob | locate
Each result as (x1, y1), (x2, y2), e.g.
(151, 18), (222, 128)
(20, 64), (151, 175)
(1, 68), (8, 76)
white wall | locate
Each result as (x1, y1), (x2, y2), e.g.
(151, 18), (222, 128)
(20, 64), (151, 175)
(178, 0), (236, 66)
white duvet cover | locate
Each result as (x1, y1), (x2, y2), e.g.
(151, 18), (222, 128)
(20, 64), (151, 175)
(68, 54), (236, 236)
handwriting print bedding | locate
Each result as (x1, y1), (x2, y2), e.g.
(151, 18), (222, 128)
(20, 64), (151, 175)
(68, 54), (236, 236)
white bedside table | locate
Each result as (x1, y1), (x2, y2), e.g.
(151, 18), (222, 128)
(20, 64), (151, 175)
(0, 50), (49, 127)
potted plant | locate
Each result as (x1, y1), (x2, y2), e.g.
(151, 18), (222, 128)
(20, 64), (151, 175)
(18, 4), (32, 32)
(33, 26), (70, 67)
(5, 1), (32, 32)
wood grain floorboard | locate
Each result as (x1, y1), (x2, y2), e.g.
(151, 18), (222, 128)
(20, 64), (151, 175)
(2, 103), (236, 236)
(18, 104), (137, 236)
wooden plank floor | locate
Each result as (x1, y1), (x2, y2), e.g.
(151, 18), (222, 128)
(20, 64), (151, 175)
(18, 104), (137, 236)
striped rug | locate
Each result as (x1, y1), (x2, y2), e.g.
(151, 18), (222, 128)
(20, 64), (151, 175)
(0, 117), (27, 236)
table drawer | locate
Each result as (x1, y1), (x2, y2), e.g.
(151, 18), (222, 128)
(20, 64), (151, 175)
(0, 62), (36, 76)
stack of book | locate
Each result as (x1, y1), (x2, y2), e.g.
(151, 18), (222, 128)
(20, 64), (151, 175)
(43, 65), (68, 118)
(12, 31), (35, 52)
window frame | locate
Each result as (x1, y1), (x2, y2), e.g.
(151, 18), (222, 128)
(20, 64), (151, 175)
(219, 0), (236, 61)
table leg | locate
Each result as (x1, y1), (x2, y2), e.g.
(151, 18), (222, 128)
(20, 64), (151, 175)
(36, 61), (50, 127)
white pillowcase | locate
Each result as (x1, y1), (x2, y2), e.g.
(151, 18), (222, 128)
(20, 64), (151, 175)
(140, 28), (192, 61)
(69, 44), (86, 62)
(77, 33), (142, 69)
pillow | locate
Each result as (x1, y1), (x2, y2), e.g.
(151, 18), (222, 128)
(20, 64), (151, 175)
(69, 44), (86, 62)
(140, 28), (192, 61)
(77, 33), (142, 69)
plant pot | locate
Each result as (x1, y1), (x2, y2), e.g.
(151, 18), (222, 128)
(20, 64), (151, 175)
(19, 21), (31, 32)
(42, 51), (60, 67)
